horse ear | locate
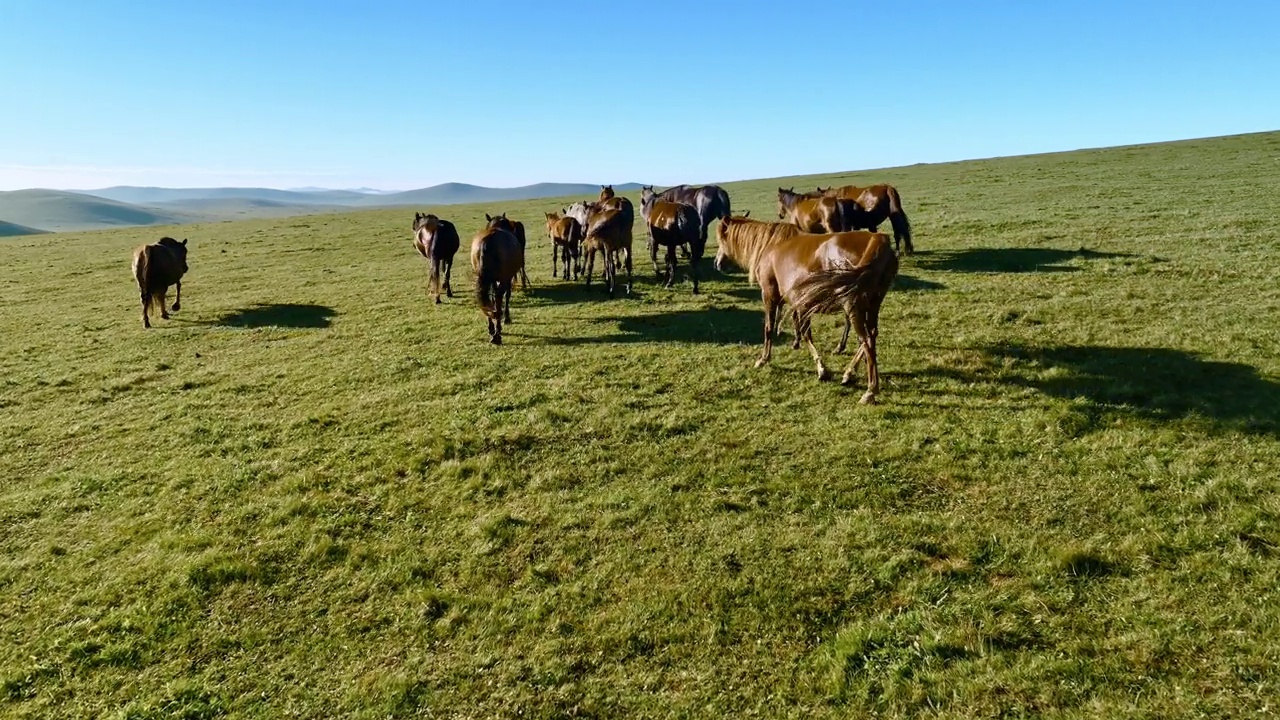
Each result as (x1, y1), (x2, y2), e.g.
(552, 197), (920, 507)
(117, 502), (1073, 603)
(485, 213), (491, 221)
(182, 238), (188, 245)
(742, 210), (750, 218)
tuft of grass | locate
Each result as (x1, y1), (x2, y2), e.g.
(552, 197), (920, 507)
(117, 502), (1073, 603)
(2, 131), (1280, 718)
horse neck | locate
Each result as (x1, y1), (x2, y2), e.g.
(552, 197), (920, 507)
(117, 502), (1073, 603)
(723, 223), (783, 285)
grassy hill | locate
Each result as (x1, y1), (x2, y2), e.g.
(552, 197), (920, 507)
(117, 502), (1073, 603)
(0, 220), (49, 237)
(361, 181), (645, 207)
(1, 131), (1278, 718)
(0, 189), (195, 232)
(84, 186), (371, 206)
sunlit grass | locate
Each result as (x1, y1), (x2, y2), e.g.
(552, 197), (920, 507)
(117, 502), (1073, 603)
(2, 131), (1279, 718)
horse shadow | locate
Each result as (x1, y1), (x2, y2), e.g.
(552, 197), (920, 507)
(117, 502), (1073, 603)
(206, 303), (337, 329)
(914, 247), (1134, 274)
(717, 274), (943, 302)
(522, 306), (762, 346)
(932, 343), (1280, 436)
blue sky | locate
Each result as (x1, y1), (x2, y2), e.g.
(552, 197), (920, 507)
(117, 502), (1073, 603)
(1, 0), (1277, 191)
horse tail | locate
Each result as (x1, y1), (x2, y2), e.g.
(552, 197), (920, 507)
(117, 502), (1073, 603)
(887, 186), (913, 253)
(133, 246), (154, 309)
(474, 236), (498, 314)
(791, 237), (893, 325)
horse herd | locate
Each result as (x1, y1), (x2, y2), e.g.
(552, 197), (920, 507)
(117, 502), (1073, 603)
(130, 182), (915, 403)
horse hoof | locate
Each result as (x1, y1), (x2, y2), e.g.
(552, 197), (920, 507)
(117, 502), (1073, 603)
(817, 368), (832, 382)
(161, 313), (170, 320)
(491, 336), (502, 345)
(791, 341), (801, 350)
(171, 302), (180, 312)
(435, 297), (442, 304)
(841, 374), (856, 387)
(859, 391), (877, 405)
(753, 358), (767, 369)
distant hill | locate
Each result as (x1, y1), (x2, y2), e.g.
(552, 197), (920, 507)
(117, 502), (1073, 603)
(81, 186), (368, 206)
(0, 189), (194, 232)
(0, 220), (50, 237)
(361, 182), (645, 207)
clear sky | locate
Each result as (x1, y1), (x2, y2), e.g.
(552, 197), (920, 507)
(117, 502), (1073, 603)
(1, 0), (1277, 191)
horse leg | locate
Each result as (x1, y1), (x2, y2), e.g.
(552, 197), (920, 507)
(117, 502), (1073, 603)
(172, 281), (181, 312)
(664, 245), (677, 288)
(158, 287), (170, 319)
(755, 284), (779, 368)
(605, 248), (616, 298)
(835, 315), (852, 354)
(491, 288), (504, 345)
(790, 310), (802, 349)
(431, 258), (442, 303)
(800, 315), (832, 382)
(624, 246), (633, 295)
(861, 298), (883, 404)
(140, 290), (151, 328)
(841, 303), (871, 387)
(445, 258), (454, 297)
(552, 243), (559, 278)
(584, 247), (594, 288)
(504, 279), (513, 324)
(650, 232), (661, 277)
(689, 245), (700, 295)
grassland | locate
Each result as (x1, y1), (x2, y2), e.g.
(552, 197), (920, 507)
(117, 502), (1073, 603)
(2, 131), (1278, 719)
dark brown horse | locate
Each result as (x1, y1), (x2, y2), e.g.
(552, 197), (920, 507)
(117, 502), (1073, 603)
(581, 205), (633, 298)
(640, 188), (703, 293)
(131, 236), (189, 328)
(775, 188), (854, 234)
(484, 213), (531, 289)
(412, 212), (461, 304)
(544, 211), (583, 280)
(814, 184), (914, 254)
(716, 216), (898, 402)
(643, 184), (732, 249)
(472, 220), (525, 344)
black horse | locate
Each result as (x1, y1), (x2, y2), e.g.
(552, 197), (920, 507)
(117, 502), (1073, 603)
(642, 184), (732, 253)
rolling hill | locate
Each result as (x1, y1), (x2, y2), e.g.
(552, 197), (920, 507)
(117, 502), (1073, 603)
(0, 220), (50, 237)
(358, 181), (645, 206)
(84, 186), (371, 206)
(0, 189), (194, 232)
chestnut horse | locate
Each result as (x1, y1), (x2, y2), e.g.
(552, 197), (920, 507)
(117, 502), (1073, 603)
(814, 184), (914, 254)
(581, 205), (633, 298)
(471, 219), (525, 344)
(484, 213), (531, 289)
(640, 188), (702, 293)
(131, 236), (189, 328)
(412, 212), (460, 303)
(716, 215), (898, 403)
(544, 211), (583, 280)
(775, 188), (854, 234)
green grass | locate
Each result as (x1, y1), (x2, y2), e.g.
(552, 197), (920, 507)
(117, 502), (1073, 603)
(2, 131), (1279, 719)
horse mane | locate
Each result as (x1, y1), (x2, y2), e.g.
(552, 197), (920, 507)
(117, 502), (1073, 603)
(720, 217), (801, 285)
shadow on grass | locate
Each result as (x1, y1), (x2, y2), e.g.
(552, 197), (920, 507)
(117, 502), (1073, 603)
(914, 247), (1133, 274)
(519, 307), (763, 346)
(206, 303), (337, 329)
(932, 343), (1280, 435)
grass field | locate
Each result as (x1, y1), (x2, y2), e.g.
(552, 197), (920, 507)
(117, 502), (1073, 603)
(2, 131), (1279, 719)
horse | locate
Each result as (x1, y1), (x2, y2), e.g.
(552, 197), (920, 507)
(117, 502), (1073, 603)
(775, 188), (854, 234)
(131, 236), (189, 329)
(643, 184), (732, 251)
(471, 220), (525, 345)
(567, 199), (633, 283)
(581, 205), (633, 298)
(544, 211), (583, 280)
(640, 188), (703, 293)
(716, 215), (898, 403)
(813, 184), (914, 254)
(412, 212), (461, 303)
(484, 213), (531, 289)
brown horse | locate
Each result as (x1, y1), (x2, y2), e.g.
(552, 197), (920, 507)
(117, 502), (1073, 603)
(412, 212), (461, 304)
(814, 184), (914, 254)
(544, 211), (583, 280)
(716, 216), (898, 403)
(471, 220), (525, 344)
(776, 188), (852, 234)
(639, 188), (703, 292)
(484, 213), (531, 289)
(582, 205), (633, 298)
(131, 236), (189, 328)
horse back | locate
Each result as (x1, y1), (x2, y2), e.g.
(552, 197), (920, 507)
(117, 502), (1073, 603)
(133, 242), (183, 290)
